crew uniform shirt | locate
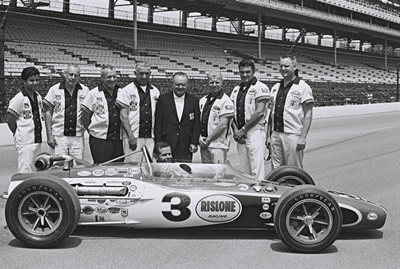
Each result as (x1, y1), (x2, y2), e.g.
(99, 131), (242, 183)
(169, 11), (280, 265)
(270, 77), (314, 134)
(81, 84), (122, 140)
(43, 82), (89, 137)
(116, 80), (160, 138)
(7, 88), (43, 145)
(230, 77), (270, 130)
(199, 91), (234, 150)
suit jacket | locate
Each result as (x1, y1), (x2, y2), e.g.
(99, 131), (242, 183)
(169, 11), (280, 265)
(155, 91), (200, 161)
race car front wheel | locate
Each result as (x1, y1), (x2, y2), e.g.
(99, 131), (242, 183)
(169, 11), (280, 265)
(273, 186), (342, 253)
(5, 177), (80, 248)
(265, 166), (315, 186)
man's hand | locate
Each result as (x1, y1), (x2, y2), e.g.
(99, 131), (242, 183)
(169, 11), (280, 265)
(47, 135), (57, 149)
(128, 136), (137, 151)
(189, 144), (198, 153)
(296, 137), (306, 151)
(199, 136), (209, 149)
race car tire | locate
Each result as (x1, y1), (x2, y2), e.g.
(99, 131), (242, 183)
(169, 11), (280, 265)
(265, 166), (315, 185)
(273, 186), (342, 253)
(5, 176), (80, 248)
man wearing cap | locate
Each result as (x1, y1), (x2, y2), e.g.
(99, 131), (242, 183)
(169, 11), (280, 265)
(7, 67), (44, 173)
(230, 59), (270, 182)
(81, 65), (124, 164)
(199, 71), (234, 164)
(116, 62), (160, 163)
(43, 64), (89, 160)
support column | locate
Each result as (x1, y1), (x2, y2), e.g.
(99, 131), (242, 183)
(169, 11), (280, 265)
(282, 27), (287, 41)
(346, 38), (352, 49)
(333, 28), (337, 66)
(182, 11), (189, 28)
(133, 0), (137, 52)
(317, 33), (323, 46)
(359, 39), (364, 51)
(258, 12), (262, 59)
(148, 5), (154, 24)
(211, 15), (217, 32)
(301, 31), (306, 44)
(238, 20), (243, 35)
(384, 38), (388, 70)
(63, 0), (70, 14)
(108, 0), (114, 19)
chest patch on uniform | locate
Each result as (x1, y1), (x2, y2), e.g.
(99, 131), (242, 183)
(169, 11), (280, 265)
(248, 89), (256, 95)
(79, 95), (86, 102)
(212, 106), (220, 112)
(291, 91), (301, 99)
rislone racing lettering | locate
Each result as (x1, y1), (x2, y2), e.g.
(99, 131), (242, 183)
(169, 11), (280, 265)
(200, 201), (236, 212)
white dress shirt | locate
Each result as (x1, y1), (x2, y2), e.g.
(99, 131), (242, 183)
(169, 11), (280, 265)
(173, 93), (185, 122)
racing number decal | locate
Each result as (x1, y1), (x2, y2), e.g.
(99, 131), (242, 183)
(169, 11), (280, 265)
(162, 193), (191, 222)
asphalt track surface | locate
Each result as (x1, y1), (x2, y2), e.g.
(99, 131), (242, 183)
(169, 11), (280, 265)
(0, 111), (399, 269)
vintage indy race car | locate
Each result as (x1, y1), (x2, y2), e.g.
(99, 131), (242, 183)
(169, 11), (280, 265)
(4, 146), (386, 253)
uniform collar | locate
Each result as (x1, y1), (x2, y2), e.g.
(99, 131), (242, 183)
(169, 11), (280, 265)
(280, 76), (300, 86)
(59, 81), (82, 91)
(207, 90), (224, 101)
(239, 77), (257, 88)
(20, 87), (37, 99)
(133, 79), (153, 90)
(98, 83), (119, 92)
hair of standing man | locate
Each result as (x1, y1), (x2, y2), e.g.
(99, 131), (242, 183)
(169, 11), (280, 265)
(238, 59), (256, 72)
(21, 66), (40, 81)
(135, 61), (151, 71)
(101, 64), (115, 76)
(207, 70), (223, 81)
(172, 71), (189, 80)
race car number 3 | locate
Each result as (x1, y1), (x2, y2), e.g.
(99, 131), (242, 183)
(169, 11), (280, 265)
(162, 193), (191, 222)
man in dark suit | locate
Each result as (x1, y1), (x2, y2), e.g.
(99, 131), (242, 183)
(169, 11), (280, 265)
(155, 72), (200, 162)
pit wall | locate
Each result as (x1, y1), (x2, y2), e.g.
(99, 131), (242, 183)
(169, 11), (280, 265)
(0, 102), (399, 147)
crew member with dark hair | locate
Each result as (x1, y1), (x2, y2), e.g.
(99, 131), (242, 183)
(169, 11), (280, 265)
(230, 59), (270, 182)
(7, 67), (43, 173)
(81, 65), (124, 164)
(153, 141), (173, 163)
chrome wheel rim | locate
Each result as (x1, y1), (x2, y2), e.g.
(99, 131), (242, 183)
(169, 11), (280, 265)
(18, 191), (63, 236)
(286, 199), (333, 244)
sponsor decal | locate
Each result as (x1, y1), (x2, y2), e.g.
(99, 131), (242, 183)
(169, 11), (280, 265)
(55, 94), (62, 100)
(214, 182), (236, 187)
(121, 208), (128, 217)
(129, 168), (139, 174)
(79, 95), (86, 102)
(95, 206), (107, 214)
(291, 91), (301, 98)
(97, 199), (106, 204)
(82, 206), (94, 215)
(93, 170), (105, 176)
(248, 89), (256, 95)
(367, 212), (378, 221)
(109, 207), (121, 214)
(189, 113), (194, 120)
(262, 204), (270, 210)
(124, 174), (134, 178)
(129, 185), (137, 192)
(95, 215), (105, 222)
(122, 181), (131, 186)
(77, 171), (91, 176)
(118, 168), (129, 173)
(261, 197), (271, 203)
(212, 106), (220, 112)
(261, 87), (269, 93)
(105, 169), (118, 176)
(264, 185), (277, 193)
(238, 184), (249, 191)
(260, 212), (272, 219)
(196, 194), (242, 223)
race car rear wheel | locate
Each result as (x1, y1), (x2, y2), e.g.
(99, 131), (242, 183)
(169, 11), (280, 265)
(265, 166), (315, 185)
(273, 186), (342, 253)
(5, 176), (80, 248)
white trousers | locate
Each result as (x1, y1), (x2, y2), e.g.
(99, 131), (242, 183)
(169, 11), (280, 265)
(237, 128), (266, 181)
(16, 143), (41, 173)
(124, 138), (154, 163)
(54, 136), (84, 159)
(200, 148), (227, 164)
(270, 131), (304, 169)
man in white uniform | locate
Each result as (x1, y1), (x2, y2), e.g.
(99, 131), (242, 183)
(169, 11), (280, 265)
(7, 67), (44, 173)
(267, 55), (314, 169)
(43, 64), (89, 160)
(116, 62), (160, 163)
(199, 71), (234, 164)
(230, 60), (270, 182)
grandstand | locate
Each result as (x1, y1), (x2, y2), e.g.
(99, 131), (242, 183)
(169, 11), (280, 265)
(1, 0), (399, 121)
